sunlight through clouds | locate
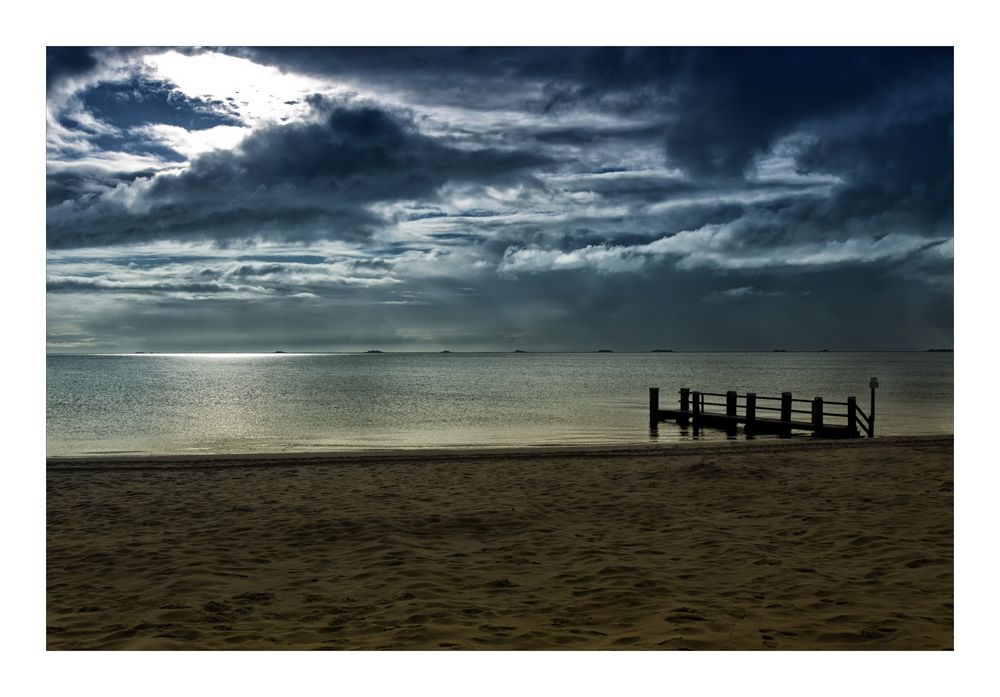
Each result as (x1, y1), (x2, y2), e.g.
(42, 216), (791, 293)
(142, 50), (338, 126)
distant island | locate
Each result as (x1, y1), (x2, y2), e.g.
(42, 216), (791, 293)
(440, 350), (451, 353)
(364, 350), (383, 353)
(926, 348), (954, 352)
(274, 350), (286, 353)
(513, 350), (526, 353)
(651, 349), (674, 353)
(596, 349), (614, 353)
(772, 349), (787, 352)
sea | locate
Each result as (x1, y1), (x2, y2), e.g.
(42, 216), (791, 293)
(46, 352), (954, 457)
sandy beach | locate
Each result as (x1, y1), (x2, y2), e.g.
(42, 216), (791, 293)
(46, 436), (953, 650)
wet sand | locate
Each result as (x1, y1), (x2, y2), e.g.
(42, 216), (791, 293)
(47, 436), (953, 650)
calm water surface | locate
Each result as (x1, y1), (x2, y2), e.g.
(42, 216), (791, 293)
(46, 352), (953, 456)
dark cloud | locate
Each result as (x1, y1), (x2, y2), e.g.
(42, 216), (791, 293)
(46, 166), (161, 207)
(229, 47), (593, 99)
(206, 99), (547, 198)
(654, 48), (951, 178)
(230, 47), (687, 117)
(554, 47), (953, 182)
(234, 47), (951, 180)
(47, 100), (551, 248)
(46, 46), (153, 93)
(46, 47), (953, 351)
(532, 123), (664, 146)
(797, 107), (953, 236)
(475, 255), (953, 351)
(228, 47), (953, 249)
(47, 47), (100, 90)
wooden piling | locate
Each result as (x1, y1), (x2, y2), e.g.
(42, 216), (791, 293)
(812, 397), (824, 431)
(678, 387), (690, 425)
(692, 391), (701, 421)
(745, 392), (756, 433)
(847, 396), (857, 433)
(869, 378), (877, 438)
(649, 387), (659, 427)
(726, 390), (737, 417)
(780, 392), (792, 435)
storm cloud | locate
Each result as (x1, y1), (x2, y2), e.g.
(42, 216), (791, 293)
(46, 47), (953, 351)
(47, 99), (550, 248)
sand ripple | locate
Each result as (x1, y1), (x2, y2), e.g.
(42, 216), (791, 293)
(47, 437), (953, 649)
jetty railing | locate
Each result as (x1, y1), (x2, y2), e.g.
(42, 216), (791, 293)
(649, 385), (876, 438)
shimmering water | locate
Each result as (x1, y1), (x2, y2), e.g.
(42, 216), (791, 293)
(46, 352), (953, 456)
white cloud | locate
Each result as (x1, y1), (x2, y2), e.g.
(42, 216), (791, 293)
(137, 124), (251, 159)
(498, 225), (946, 275)
(928, 238), (954, 260)
(749, 132), (842, 185)
(47, 152), (180, 176)
(498, 244), (648, 275)
(703, 286), (787, 303)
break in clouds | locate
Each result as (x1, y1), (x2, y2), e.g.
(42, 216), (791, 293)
(46, 47), (953, 352)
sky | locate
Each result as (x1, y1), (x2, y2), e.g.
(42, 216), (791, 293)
(45, 46), (953, 352)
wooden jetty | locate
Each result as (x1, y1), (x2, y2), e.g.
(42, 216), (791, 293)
(649, 384), (876, 438)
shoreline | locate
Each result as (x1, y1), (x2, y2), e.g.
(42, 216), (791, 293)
(48, 436), (953, 649)
(47, 433), (951, 469)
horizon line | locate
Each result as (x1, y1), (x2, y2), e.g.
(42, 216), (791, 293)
(45, 348), (955, 355)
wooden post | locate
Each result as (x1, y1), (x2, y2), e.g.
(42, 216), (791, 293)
(745, 392), (756, 434)
(722, 390), (737, 437)
(869, 377), (878, 438)
(678, 387), (690, 425)
(812, 397), (824, 432)
(649, 387), (659, 427)
(847, 396), (857, 434)
(780, 392), (792, 435)
(692, 391), (701, 422)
